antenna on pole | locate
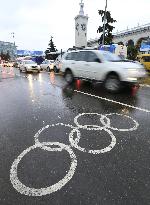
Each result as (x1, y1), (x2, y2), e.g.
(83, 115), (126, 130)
(79, 0), (84, 15)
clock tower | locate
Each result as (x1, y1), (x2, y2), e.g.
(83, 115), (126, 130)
(75, 0), (88, 48)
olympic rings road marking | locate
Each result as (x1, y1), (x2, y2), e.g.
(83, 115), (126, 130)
(74, 113), (110, 130)
(100, 113), (139, 132)
(69, 127), (116, 154)
(10, 142), (77, 196)
(34, 123), (76, 152)
(10, 112), (139, 197)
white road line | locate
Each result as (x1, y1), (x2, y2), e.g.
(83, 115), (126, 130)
(74, 90), (150, 113)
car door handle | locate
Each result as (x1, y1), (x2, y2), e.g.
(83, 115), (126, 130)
(71, 63), (75, 64)
(84, 64), (90, 66)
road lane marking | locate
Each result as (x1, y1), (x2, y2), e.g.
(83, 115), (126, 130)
(74, 90), (150, 113)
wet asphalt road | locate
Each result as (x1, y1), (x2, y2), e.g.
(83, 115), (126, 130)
(0, 67), (150, 205)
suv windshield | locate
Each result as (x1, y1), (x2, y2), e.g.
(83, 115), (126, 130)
(101, 51), (122, 62)
(24, 60), (35, 64)
(143, 56), (150, 62)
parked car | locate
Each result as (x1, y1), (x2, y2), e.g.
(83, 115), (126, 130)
(137, 54), (150, 73)
(53, 54), (65, 73)
(2, 61), (7, 67)
(13, 61), (19, 68)
(61, 50), (147, 93)
(3, 61), (13, 67)
(19, 60), (40, 73)
(40, 60), (54, 71)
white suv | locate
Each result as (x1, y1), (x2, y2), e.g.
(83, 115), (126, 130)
(61, 50), (146, 92)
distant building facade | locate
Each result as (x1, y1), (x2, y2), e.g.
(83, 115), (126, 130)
(0, 41), (17, 60)
(87, 23), (150, 49)
(113, 23), (150, 46)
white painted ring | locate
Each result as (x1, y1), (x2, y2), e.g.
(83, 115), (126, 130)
(100, 113), (139, 132)
(69, 127), (116, 154)
(74, 113), (110, 130)
(10, 142), (77, 196)
(34, 123), (75, 152)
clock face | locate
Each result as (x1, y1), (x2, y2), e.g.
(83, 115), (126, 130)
(81, 23), (86, 31)
(76, 23), (79, 31)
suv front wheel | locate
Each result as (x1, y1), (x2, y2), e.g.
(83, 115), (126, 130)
(104, 74), (121, 93)
(25, 68), (28, 73)
(64, 70), (74, 84)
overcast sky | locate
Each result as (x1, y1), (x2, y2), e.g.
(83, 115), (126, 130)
(0, 0), (149, 51)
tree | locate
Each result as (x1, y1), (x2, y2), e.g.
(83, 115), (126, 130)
(45, 36), (57, 60)
(0, 51), (10, 61)
(5, 51), (10, 61)
(127, 45), (138, 60)
(97, 10), (117, 45)
(0, 51), (5, 60)
(125, 40), (138, 60)
(127, 39), (134, 46)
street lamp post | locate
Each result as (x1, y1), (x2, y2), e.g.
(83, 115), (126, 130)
(11, 32), (15, 45)
(11, 32), (16, 60)
(102, 0), (108, 45)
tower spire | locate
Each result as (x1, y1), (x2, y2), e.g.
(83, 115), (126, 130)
(79, 0), (84, 15)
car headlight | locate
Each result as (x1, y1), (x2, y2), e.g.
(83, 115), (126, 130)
(127, 68), (139, 73)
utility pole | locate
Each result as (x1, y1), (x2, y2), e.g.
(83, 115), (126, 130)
(102, 0), (107, 45)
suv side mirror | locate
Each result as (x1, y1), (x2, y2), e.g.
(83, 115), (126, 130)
(94, 58), (101, 63)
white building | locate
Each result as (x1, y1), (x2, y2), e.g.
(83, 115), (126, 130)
(75, 0), (88, 48)
(0, 41), (17, 60)
(87, 23), (150, 49)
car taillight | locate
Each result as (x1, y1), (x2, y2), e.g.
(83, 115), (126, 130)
(58, 63), (62, 69)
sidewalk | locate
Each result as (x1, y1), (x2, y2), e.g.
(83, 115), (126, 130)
(0, 66), (15, 80)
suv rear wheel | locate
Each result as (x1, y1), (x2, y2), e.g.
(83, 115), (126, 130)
(104, 74), (121, 93)
(54, 66), (59, 73)
(64, 70), (74, 84)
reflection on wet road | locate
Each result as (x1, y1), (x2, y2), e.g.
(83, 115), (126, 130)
(0, 66), (150, 205)
(1, 66), (150, 116)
